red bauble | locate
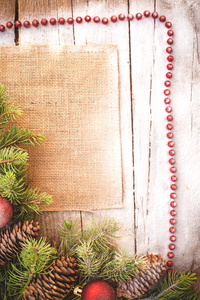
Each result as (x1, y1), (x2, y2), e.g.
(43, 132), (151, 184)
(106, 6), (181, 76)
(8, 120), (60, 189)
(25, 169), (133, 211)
(0, 196), (13, 228)
(81, 280), (116, 300)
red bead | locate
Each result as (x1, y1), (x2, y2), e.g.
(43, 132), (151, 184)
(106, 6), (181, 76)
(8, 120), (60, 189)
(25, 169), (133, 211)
(32, 19), (39, 27)
(170, 209), (177, 216)
(102, 17), (108, 24)
(168, 252), (174, 258)
(167, 38), (173, 45)
(58, 17), (65, 25)
(170, 218), (176, 225)
(136, 13), (142, 20)
(167, 55), (174, 62)
(170, 201), (177, 208)
(67, 17), (74, 24)
(166, 21), (172, 28)
(170, 235), (176, 242)
(152, 12), (158, 18)
(171, 175), (177, 181)
(144, 10), (150, 17)
(0, 25), (5, 32)
(23, 20), (30, 28)
(164, 89), (170, 96)
(166, 123), (173, 130)
(127, 14), (134, 21)
(166, 106), (172, 113)
(170, 167), (177, 173)
(111, 15), (117, 22)
(166, 72), (173, 79)
(169, 243), (176, 250)
(171, 184), (177, 190)
(170, 193), (177, 199)
(85, 15), (91, 22)
(167, 64), (173, 70)
(169, 227), (176, 233)
(167, 115), (173, 121)
(169, 149), (175, 156)
(119, 13), (125, 21)
(168, 141), (174, 147)
(159, 15), (166, 22)
(15, 20), (22, 27)
(164, 98), (171, 104)
(93, 16), (100, 23)
(167, 260), (173, 267)
(165, 80), (171, 87)
(76, 17), (83, 23)
(166, 47), (173, 53)
(41, 18), (48, 26)
(168, 30), (174, 36)
(169, 158), (176, 165)
(167, 132), (174, 139)
(6, 21), (13, 28)
(50, 18), (56, 25)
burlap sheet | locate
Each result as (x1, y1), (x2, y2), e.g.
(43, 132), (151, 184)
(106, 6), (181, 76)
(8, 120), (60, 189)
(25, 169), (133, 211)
(0, 44), (123, 211)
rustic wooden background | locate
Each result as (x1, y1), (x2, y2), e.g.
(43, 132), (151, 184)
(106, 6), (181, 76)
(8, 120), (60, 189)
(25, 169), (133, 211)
(1, 0), (200, 277)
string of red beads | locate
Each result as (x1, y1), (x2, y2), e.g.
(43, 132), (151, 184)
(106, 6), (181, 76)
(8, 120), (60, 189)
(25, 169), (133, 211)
(0, 10), (176, 273)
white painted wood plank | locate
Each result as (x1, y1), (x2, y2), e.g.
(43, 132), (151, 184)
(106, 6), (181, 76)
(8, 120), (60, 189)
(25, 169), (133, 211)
(0, 0), (15, 46)
(72, 0), (135, 253)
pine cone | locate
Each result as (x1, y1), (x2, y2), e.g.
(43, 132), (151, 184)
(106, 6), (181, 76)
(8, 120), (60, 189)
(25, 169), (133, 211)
(117, 253), (167, 299)
(23, 255), (79, 300)
(0, 220), (40, 267)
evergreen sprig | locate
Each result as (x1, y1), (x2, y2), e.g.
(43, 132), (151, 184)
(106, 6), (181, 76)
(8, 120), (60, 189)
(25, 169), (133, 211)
(101, 250), (146, 282)
(6, 238), (57, 298)
(0, 85), (22, 130)
(152, 271), (199, 299)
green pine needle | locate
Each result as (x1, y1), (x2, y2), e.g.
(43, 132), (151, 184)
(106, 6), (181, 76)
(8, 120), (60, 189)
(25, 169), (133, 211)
(0, 146), (28, 174)
(0, 125), (45, 149)
(82, 217), (120, 253)
(6, 238), (57, 298)
(0, 85), (22, 130)
(59, 219), (82, 256)
(101, 250), (147, 282)
(154, 271), (198, 299)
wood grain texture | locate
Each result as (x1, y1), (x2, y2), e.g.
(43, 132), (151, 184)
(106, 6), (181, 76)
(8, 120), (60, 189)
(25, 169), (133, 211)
(0, 0), (15, 46)
(0, 0), (199, 272)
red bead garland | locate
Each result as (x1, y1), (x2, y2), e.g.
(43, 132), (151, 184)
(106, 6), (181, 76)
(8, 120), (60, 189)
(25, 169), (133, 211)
(0, 11), (176, 271)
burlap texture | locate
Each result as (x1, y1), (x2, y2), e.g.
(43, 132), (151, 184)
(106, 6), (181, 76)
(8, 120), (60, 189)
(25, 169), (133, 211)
(0, 44), (123, 211)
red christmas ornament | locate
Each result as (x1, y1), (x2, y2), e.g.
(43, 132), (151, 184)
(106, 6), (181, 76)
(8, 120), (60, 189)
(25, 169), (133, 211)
(75, 280), (116, 300)
(0, 195), (13, 228)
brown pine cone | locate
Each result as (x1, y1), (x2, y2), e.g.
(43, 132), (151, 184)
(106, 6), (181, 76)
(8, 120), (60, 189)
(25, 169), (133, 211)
(117, 253), (167, 299)
(0, 220), (40, 267)
(23, 255), (79, 300)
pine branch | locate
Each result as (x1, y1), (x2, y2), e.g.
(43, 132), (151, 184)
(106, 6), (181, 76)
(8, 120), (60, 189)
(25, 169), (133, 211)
(16, 188), (52, 220)
(0, 147), (28, 172)
(101, 251), (147, 282)
(0, 125), (45, 149)
(83, 217), (120, 253)
(153, 271), (198, 299)
(0, 85), (22, 130)
(6, 238), (57, 298)
(59, 219), (82, 256)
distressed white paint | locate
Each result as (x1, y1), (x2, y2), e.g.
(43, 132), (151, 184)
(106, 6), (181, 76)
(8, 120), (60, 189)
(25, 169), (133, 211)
(0, 0), (200, 275)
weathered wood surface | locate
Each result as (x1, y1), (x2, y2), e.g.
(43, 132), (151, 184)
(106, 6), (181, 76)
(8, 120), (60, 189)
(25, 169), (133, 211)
(0, 0), (200, 276)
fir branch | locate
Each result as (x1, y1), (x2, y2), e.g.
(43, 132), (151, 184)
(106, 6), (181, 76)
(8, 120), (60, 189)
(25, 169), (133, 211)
(6, 238), (57, 298)
(0, 125), (45, 149)
(0, 85), (22, 130)
(59, 219), (82, 256)
(16, 188), (52, 220)
(83, 217), (120, 253)
(101, 251), (147, 282)
(0, 170), (26, 203)
(76, 240), (103, 282)
(0, 147), (28, 176)
(153, 271), (198, 299)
